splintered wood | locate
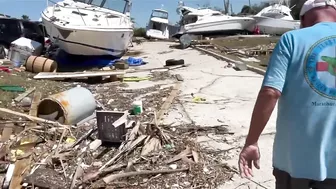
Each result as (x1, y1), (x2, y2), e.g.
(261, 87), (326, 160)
(9, 91), (42, 189)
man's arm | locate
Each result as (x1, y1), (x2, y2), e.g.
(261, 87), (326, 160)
(244, 34), (292, 146)
(245, 87), (281, 146)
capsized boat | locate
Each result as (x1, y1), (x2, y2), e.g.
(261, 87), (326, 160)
(41, 0), (134, 57)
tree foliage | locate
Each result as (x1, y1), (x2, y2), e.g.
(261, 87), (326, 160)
(21, 15), (30, 20)
(133, 28), (146, 37)
(239, 2), (271, 15)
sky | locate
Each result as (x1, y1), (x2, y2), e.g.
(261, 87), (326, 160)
(0, 0), (263, 27)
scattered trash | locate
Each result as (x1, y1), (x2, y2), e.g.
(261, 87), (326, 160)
(0, 66), (10, 73)
(239, 57), (261, 63)
(179, 34), (192, 49)
(37, 86), (96, 125)
(165, 59), (184, 66)
(123, 76), (150, 82)
(132, 100), (143, 115)
(96, 111), (128, 143)
(191, 93), (206, 103)
(127, 57), (146, 66)
(0, 85), (26, 92)
(25, 56), (58, 73)
(8, 37), (43, 68)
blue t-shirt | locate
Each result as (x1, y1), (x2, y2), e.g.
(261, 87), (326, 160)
(263, 22), (336, 181)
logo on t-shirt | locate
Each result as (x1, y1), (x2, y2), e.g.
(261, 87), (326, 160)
(304, 36), (336, 99)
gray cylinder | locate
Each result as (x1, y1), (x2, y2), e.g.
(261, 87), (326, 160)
(37, 86), (96, 125)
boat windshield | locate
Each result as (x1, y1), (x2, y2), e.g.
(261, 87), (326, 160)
(151, 10), (168, 19)
(75, 0), (130, 13)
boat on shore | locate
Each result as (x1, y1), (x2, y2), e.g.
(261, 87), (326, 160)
(146, 9), (170, 40)
(248, 1), (300, 35)
(176, 5), (254, 36)
(41, 0), (133, 57)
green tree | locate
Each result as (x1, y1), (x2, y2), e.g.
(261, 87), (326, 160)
(239, 2), (271, 15)
(133, 28), (146, 37)
(21, 15), (30, 20)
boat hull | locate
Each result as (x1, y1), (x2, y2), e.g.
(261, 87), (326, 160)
(248, 16), (300, 35)
(182, 18), (254, 35)
(42, 18), (133, 57)
(146, 29), (169, 40)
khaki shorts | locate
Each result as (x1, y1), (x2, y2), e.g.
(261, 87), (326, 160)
(273, 168), (336, 189)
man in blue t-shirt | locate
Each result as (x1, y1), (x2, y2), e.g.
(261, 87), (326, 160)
(238, 0), (336, 188)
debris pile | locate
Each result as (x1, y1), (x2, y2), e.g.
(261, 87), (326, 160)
(0, 95), (236, 188)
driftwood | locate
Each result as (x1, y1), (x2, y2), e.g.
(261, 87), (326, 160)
(99, 135), (148, 171)
(171, 125), (234, 135)
(70, 165), (84, 189)
(165, 147), (192, 164)
(14, 87), (35, 102)
(103, 168), (189, 184)
(0, 108), (73, 129)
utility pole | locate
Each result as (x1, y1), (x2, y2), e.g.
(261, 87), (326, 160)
(248, 0), (251, 7)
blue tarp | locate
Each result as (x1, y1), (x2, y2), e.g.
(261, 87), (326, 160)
(54, 50), (146, 71)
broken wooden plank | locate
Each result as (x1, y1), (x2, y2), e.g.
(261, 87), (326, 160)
(27, 92), (41, 128)
(152, 82), (181, 124)
(14, 87), (35, 102)
(1, 123), (13, 142)
(3, 164), (15, 189)
(70, 165), (84, 189)
(9, 158), (31, 189)
(194, 46), (266, 75)
(9, 92), (41, 189)
(33, 71), (126, 80)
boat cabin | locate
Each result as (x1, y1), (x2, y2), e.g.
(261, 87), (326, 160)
(257, 4), (294, 20)
(74, 0), (131, 14)
(146, 9), (169, 39)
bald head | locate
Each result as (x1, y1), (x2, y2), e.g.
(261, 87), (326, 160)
(301, 5), (336, 28)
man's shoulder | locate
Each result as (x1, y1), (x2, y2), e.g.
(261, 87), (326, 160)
(285, 23), (336, 38)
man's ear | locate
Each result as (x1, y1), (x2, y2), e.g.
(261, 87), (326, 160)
(300, 15), (305, 28)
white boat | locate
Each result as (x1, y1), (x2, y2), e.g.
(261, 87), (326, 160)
(178, 6), (255, 35)
(248, 3), (300, 35)
(146, 9), (169, 40)
(41, 0), (133, 57)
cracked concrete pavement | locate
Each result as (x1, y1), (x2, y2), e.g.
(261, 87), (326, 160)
(130, 41), (277, 189)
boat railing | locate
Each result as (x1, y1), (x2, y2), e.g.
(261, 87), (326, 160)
(46, 0), (129, 26)
(47, 0), (88, 25)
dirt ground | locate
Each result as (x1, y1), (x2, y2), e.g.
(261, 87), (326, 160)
(211, 36), (280, 70)
(0, 71), (72, 109)
(0, 59), (236, 188)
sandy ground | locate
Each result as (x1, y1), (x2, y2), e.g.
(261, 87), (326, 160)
(130, 41), (278, 189)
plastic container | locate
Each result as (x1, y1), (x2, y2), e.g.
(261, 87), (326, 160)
(37, 86), (96, 125)
(96, 111), (127, 143)
(132, 100), (143, 115)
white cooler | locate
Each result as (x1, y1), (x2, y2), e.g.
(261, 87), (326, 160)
(8, 37), (42, 67)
